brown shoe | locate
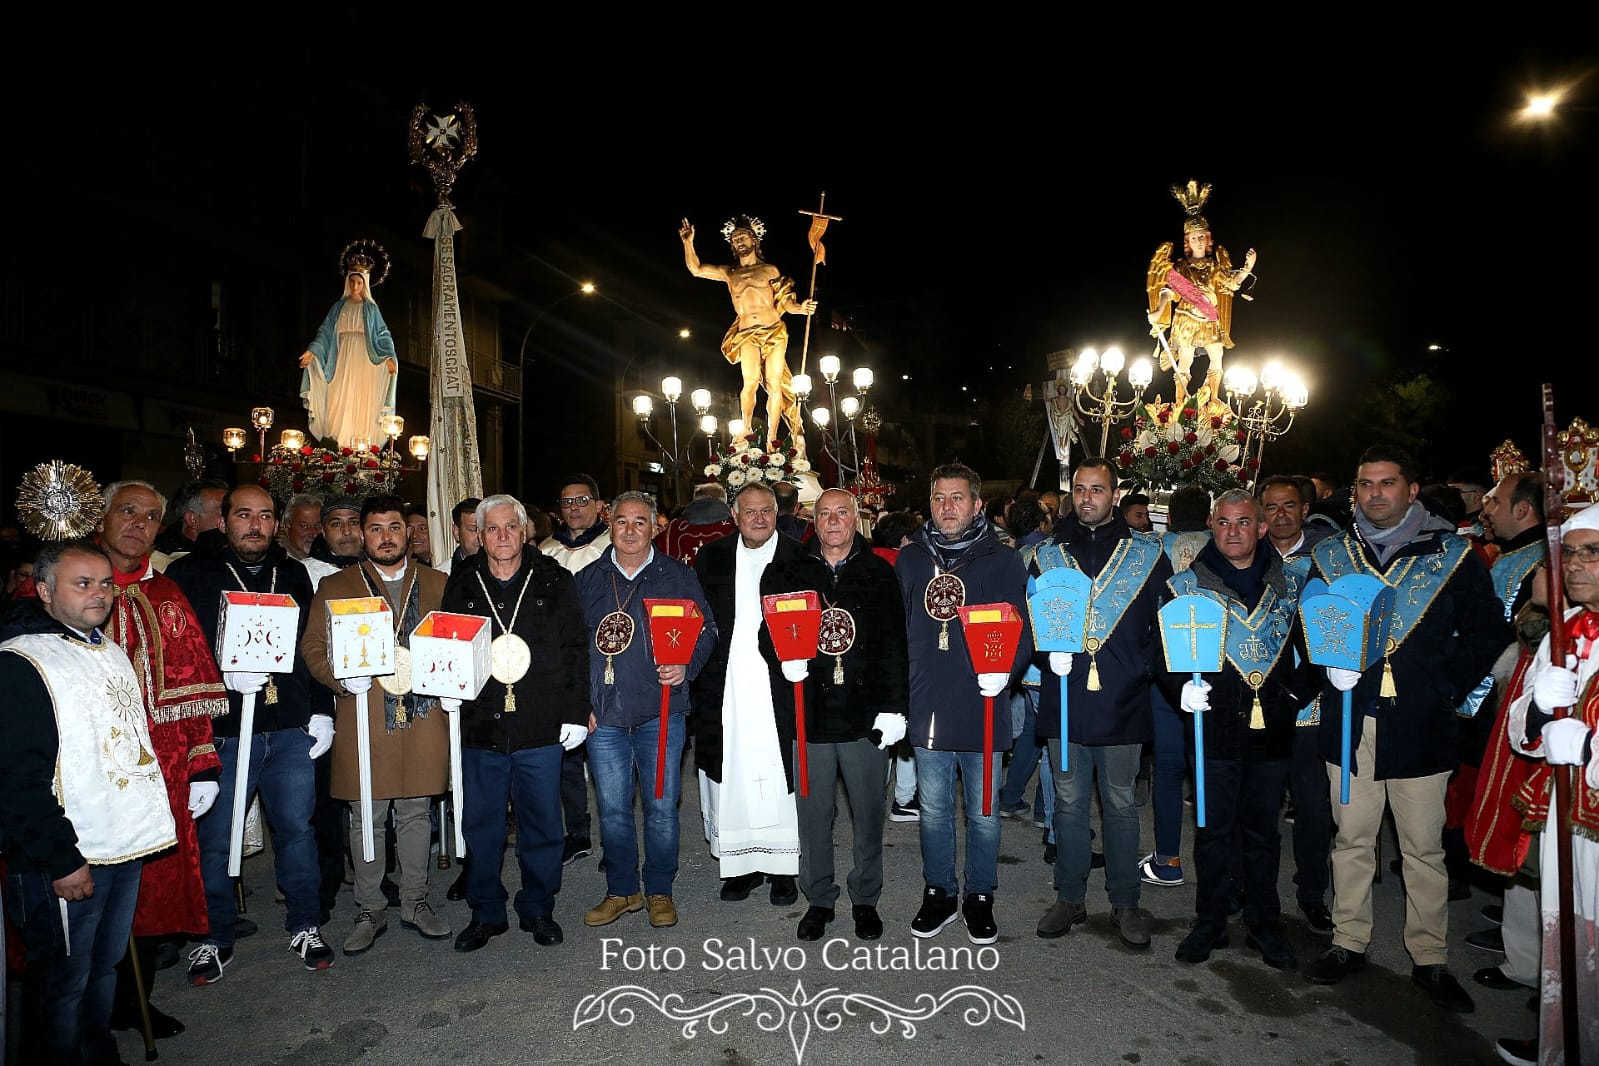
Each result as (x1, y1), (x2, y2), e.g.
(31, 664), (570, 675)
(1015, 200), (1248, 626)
(646, 895), (678, 928)
(584, 893), (644, 927)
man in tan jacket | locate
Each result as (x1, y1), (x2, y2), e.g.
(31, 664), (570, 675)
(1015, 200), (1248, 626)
(302, 495), (451, 955)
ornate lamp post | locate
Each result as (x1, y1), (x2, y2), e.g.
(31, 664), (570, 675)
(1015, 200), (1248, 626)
(1071, 348), (1153, 457)
(1223, 360), (1307, 484)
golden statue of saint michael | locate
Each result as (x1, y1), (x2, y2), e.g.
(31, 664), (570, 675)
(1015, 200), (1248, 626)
(1146, 181), (1257, 405)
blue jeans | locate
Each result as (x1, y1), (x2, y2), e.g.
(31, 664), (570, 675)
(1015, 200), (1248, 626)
(6, 860), (142, 1066)
(588, 715), (685, 898)
(196, 728), (322, 948)
(1000, 688), (1053, 826)
(913, 747), (1002, 897)
(462, 743), (564, 925)
(1050, 739), (1142, 908)
(1151, 687), (1187, 860)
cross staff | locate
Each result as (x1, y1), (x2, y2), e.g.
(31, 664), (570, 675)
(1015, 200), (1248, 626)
(1171, 601), (1218, 828)
(796, 192), (843, 377)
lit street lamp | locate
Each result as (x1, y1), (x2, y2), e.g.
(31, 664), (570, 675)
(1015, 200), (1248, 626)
(1070, 348), (1152, 458)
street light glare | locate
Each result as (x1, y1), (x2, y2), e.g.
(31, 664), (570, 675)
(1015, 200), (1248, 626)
(580, 281), (596, 294)
(1524, 91), (1561, 117)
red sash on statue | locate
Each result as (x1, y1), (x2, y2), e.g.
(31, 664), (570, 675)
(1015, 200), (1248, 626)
(1467, 650), (1539, 874)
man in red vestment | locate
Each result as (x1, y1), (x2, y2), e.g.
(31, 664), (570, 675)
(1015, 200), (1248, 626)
(96, 480), (228, 1040)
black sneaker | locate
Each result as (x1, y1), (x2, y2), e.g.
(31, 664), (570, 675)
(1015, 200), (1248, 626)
(1411, 964), (1475, 1013)
(962, 893), (998, 945)
(1299, 901), (1335, 936)
(910, 886), (959, 938)
(889, 797), (920, 822)
(1246, 921), (1297, 970)
(289, 927), (335, 971)
(562, 836), (593, 867)
(186, 943), (233, 985)
(1175, 920), (1229, 963)
(1304, 945), (1366, 985)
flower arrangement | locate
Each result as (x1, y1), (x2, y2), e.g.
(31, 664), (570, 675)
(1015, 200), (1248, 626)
(1116, 385), (1252, 494)
(257, 442), (405, 503)
(704, 438), (810, 497)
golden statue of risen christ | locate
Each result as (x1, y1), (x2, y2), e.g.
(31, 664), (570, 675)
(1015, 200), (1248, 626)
(680, 215), (815, 455)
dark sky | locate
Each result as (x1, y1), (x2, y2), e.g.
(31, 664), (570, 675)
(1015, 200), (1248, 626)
(24, 26), (1597, 485)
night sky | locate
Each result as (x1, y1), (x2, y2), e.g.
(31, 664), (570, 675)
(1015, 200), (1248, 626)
(25, 27), (1596, 490)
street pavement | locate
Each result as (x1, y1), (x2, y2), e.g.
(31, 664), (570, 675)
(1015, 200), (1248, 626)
(115, 756), (1534, 1066)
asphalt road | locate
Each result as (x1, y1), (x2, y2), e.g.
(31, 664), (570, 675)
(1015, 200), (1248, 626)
(113, 756), (1533, 1066)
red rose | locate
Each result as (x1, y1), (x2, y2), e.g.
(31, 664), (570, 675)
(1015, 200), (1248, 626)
(1166, 441), (1181, 454)
(370, 444), (382, 454)
(1120, 427), (1134, 440)
(270, 455), (285, 465)
(1205, 444), (1216, 456)
(291, 479), (305, 492)
(374, 473), (386, 482)
(1216, 459), (1230, 471)
(1246, 458), (1261, 470)
(756, 455), (769, 466)
(300, 445), (314, 456)
(1144, 446), (1158, 458)
(345, 482), (359, 494)
(345, 464), (357, 474)
(1180, 459), (1193, 470)
(322, 454), (337, 464)
(740, 455), (751, 464)
(1235, 430), (1248, 443)
(1118, 452), (1134, 467)
(1209, 416), (1223, 429)
(290, 462), (303, 472)
(787, 449), (798, 459)
(340, 447), (353, 457)
(322, 471), (335, 482)
(1157, 410), (1171, 424)
(256, 476), (270, 488)
(251, 453), (262, 463)
(1183, 432), (1198, 444)
(1182, 407), (1196, 420)
(365, 459), (379, 469)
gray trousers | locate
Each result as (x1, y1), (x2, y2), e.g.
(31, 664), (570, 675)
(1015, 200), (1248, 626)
(797, 738), (889, 908)
(350, 796), (434, 916)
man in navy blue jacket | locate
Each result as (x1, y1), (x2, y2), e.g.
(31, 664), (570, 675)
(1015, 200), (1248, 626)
(896, 463), (1031, 946)
(1031, 458), (1173, 949)
(575, 492), (717, 932)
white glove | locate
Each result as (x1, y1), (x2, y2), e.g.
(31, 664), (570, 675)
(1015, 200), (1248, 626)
(1533, 656), (1580, 712)
(187, 781), (220, 818)
(1541, 718), (1592, 766)
(306, 714), (335, 759)
(1327, 667), (1362, 692)
(559, 723), (588, 751)
(224, 671), (269, 695)
(1180, 680), (1212, 713)
(1048, 652), (1073, 677)
(873, 712), (907, 749)
(342, 675), (373, 695)
(781, 659), (810, 683)
(440, 697), (461, 713)
(977, 672), (1008, 698)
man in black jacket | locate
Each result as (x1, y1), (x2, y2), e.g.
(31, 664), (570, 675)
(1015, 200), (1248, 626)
(1301, 446), (1509, 1014)
(166, 485), (333, 982)
(760, 488), (909, 942)
(439, 495), (591, 953)
(1161, 489), (1321, 969)
(1032, 458), (1172, 949)
(692, 482), (808, 906)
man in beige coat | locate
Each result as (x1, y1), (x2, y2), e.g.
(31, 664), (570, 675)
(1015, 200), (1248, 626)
(302, 495), (451, 955)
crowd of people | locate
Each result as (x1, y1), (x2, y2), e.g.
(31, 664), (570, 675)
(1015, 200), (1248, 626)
(2, 448), (1594, 1066)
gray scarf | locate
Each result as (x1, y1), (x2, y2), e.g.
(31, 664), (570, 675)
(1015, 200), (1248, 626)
(1354, 501), (1429, 567)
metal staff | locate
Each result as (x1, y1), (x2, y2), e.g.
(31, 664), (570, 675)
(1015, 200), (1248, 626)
(1539, 381), (1581, 1061)
(228, 692), (256, 877)
(795, 193), (842, 377)
(355, 699), (375, 863)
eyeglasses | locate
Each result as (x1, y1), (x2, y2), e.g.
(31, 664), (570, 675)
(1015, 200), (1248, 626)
(559, 495), (593, 508)
(1562, 542), (1599, 564)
